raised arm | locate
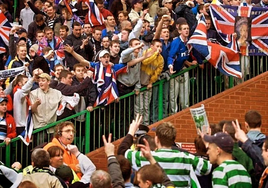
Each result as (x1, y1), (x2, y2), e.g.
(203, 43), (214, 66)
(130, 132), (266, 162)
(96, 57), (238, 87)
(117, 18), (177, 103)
(128, 48), (156, 67)
(138, 139), (175, 188)
(103, 134), (125, 188)
(117, 114), (142, 155)
(64, 44), (90, 67)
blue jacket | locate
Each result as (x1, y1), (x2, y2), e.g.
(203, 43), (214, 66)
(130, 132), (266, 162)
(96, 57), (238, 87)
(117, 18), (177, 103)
(167, 36), (189, 72)
(160, 39), (171, 72)
(101, 28), (120, 40)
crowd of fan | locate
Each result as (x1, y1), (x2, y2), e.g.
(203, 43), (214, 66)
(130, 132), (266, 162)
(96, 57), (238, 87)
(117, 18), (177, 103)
(0, 0), (267, 143)
(0, 0), (267, 187)
(1, 110), (268, 188)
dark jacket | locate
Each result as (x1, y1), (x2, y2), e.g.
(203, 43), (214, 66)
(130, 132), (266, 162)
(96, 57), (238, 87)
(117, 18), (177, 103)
(4, 11), (12, 23)
(242, 139), (266, 187)
(55, 77), (92, 119)
(110, 0), (131, 23)
(55, 77), (92, 96)
(175, 4), (197, 35)
(11, 56), (31, 69)
(64, 34), (93, 69)
(107, 157), (125, 188)
(90, 38), (102, 61)
(72, 76), (97, 107)
(32, 55), (50, 75)
(27, 21), (47, 44)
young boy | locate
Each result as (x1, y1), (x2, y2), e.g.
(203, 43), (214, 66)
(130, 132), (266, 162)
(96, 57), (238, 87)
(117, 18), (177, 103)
(135, 39), (164, 125)
(168, 23), (197, 113)
(0, 97), (16, 145)
(72, 63), (97, 112)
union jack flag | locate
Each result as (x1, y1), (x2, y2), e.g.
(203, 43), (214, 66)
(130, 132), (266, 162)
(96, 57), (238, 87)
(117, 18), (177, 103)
(92, 63), (127, 106)
(210, 4), (268, 56)
(188, 16), (242, 78)
(0, 12), (11, 54)
(18, 107), (33, 146)
(37, 36), (65, 63)
(0, 37), (6, 54)
(81, 0), (104, 27)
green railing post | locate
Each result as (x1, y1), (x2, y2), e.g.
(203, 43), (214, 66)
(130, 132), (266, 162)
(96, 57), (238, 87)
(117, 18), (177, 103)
(158, 79), (164, 121)
(5, 144), (11, 166)
(85, 111), (90, 154)
(229, 77), (234, 88)
(13, 0), (18, 21)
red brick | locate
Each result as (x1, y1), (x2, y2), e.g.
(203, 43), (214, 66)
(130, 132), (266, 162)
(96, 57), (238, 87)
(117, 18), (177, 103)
(86, 71), (268, 171)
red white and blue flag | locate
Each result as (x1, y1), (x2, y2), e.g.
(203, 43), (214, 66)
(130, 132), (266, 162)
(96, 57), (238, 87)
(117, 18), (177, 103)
(82, 0), (104, 27)
(18, 107), (33, 146)
(188, 16), (242, 78)
(93, 63), (127, 106)
(210, 4), (268, 56)
(0, 37), (6, 54)
(0, 12), (12, 54)
(37, 36), (65, 63)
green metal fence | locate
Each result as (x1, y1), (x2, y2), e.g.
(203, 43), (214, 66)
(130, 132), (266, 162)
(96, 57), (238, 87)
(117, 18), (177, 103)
(1, 57), (267, 167)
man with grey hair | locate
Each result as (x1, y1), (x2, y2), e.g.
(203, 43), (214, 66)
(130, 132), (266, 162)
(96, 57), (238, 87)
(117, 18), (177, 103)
(90, 170), (112, 188)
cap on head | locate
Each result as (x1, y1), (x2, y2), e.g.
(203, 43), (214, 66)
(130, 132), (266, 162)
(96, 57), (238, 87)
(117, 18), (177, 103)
(30, 44), (39, 53)
(204, 132), (234, 154)
(38, 73), (51, 81)
(99, 50), (110, 58)
(0, 97), (8, 103)
(18, 37), (27, 43)
(135, 124), (149, 137)
(162, 0), (172, 6)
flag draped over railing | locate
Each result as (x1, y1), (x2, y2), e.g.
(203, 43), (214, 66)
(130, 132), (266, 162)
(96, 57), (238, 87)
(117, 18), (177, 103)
(188, 16), (242, 78)
(93, 63), (120, 106)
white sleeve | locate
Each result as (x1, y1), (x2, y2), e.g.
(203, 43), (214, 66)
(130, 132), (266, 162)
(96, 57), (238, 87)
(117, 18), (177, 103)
(77, 154), (96, 184)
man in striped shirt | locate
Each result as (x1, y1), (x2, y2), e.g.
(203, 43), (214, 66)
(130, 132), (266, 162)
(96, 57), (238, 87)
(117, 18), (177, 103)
(204, 132), (252, 188)
(122, 121), (212, 188)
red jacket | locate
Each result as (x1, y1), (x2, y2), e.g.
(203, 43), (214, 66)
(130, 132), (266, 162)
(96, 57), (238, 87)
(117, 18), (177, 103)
(6, 113), (17, 139)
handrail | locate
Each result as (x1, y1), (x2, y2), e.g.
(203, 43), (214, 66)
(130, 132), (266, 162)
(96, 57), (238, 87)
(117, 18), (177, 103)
(0, 64), (199, 167)
(1, 54), (266, 167)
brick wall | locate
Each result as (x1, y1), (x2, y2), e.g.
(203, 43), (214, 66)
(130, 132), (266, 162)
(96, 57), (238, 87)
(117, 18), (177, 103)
(87, 71), (268, 170)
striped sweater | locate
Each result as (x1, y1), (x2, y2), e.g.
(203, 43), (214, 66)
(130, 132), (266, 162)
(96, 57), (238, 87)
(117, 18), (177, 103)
(125, 148), (212, 188)
(212, 160), (252, 188)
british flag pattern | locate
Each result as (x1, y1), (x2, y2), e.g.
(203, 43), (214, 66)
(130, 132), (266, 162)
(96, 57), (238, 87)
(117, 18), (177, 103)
(188, 16), (242, 78)
(210, 4), (268, 56)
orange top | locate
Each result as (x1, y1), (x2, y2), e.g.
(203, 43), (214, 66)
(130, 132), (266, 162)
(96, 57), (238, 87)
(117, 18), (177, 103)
(43, 138), (82, 179)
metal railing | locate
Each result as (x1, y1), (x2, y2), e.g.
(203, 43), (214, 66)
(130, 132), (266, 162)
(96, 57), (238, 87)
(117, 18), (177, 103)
(1, 56), (267, 167)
